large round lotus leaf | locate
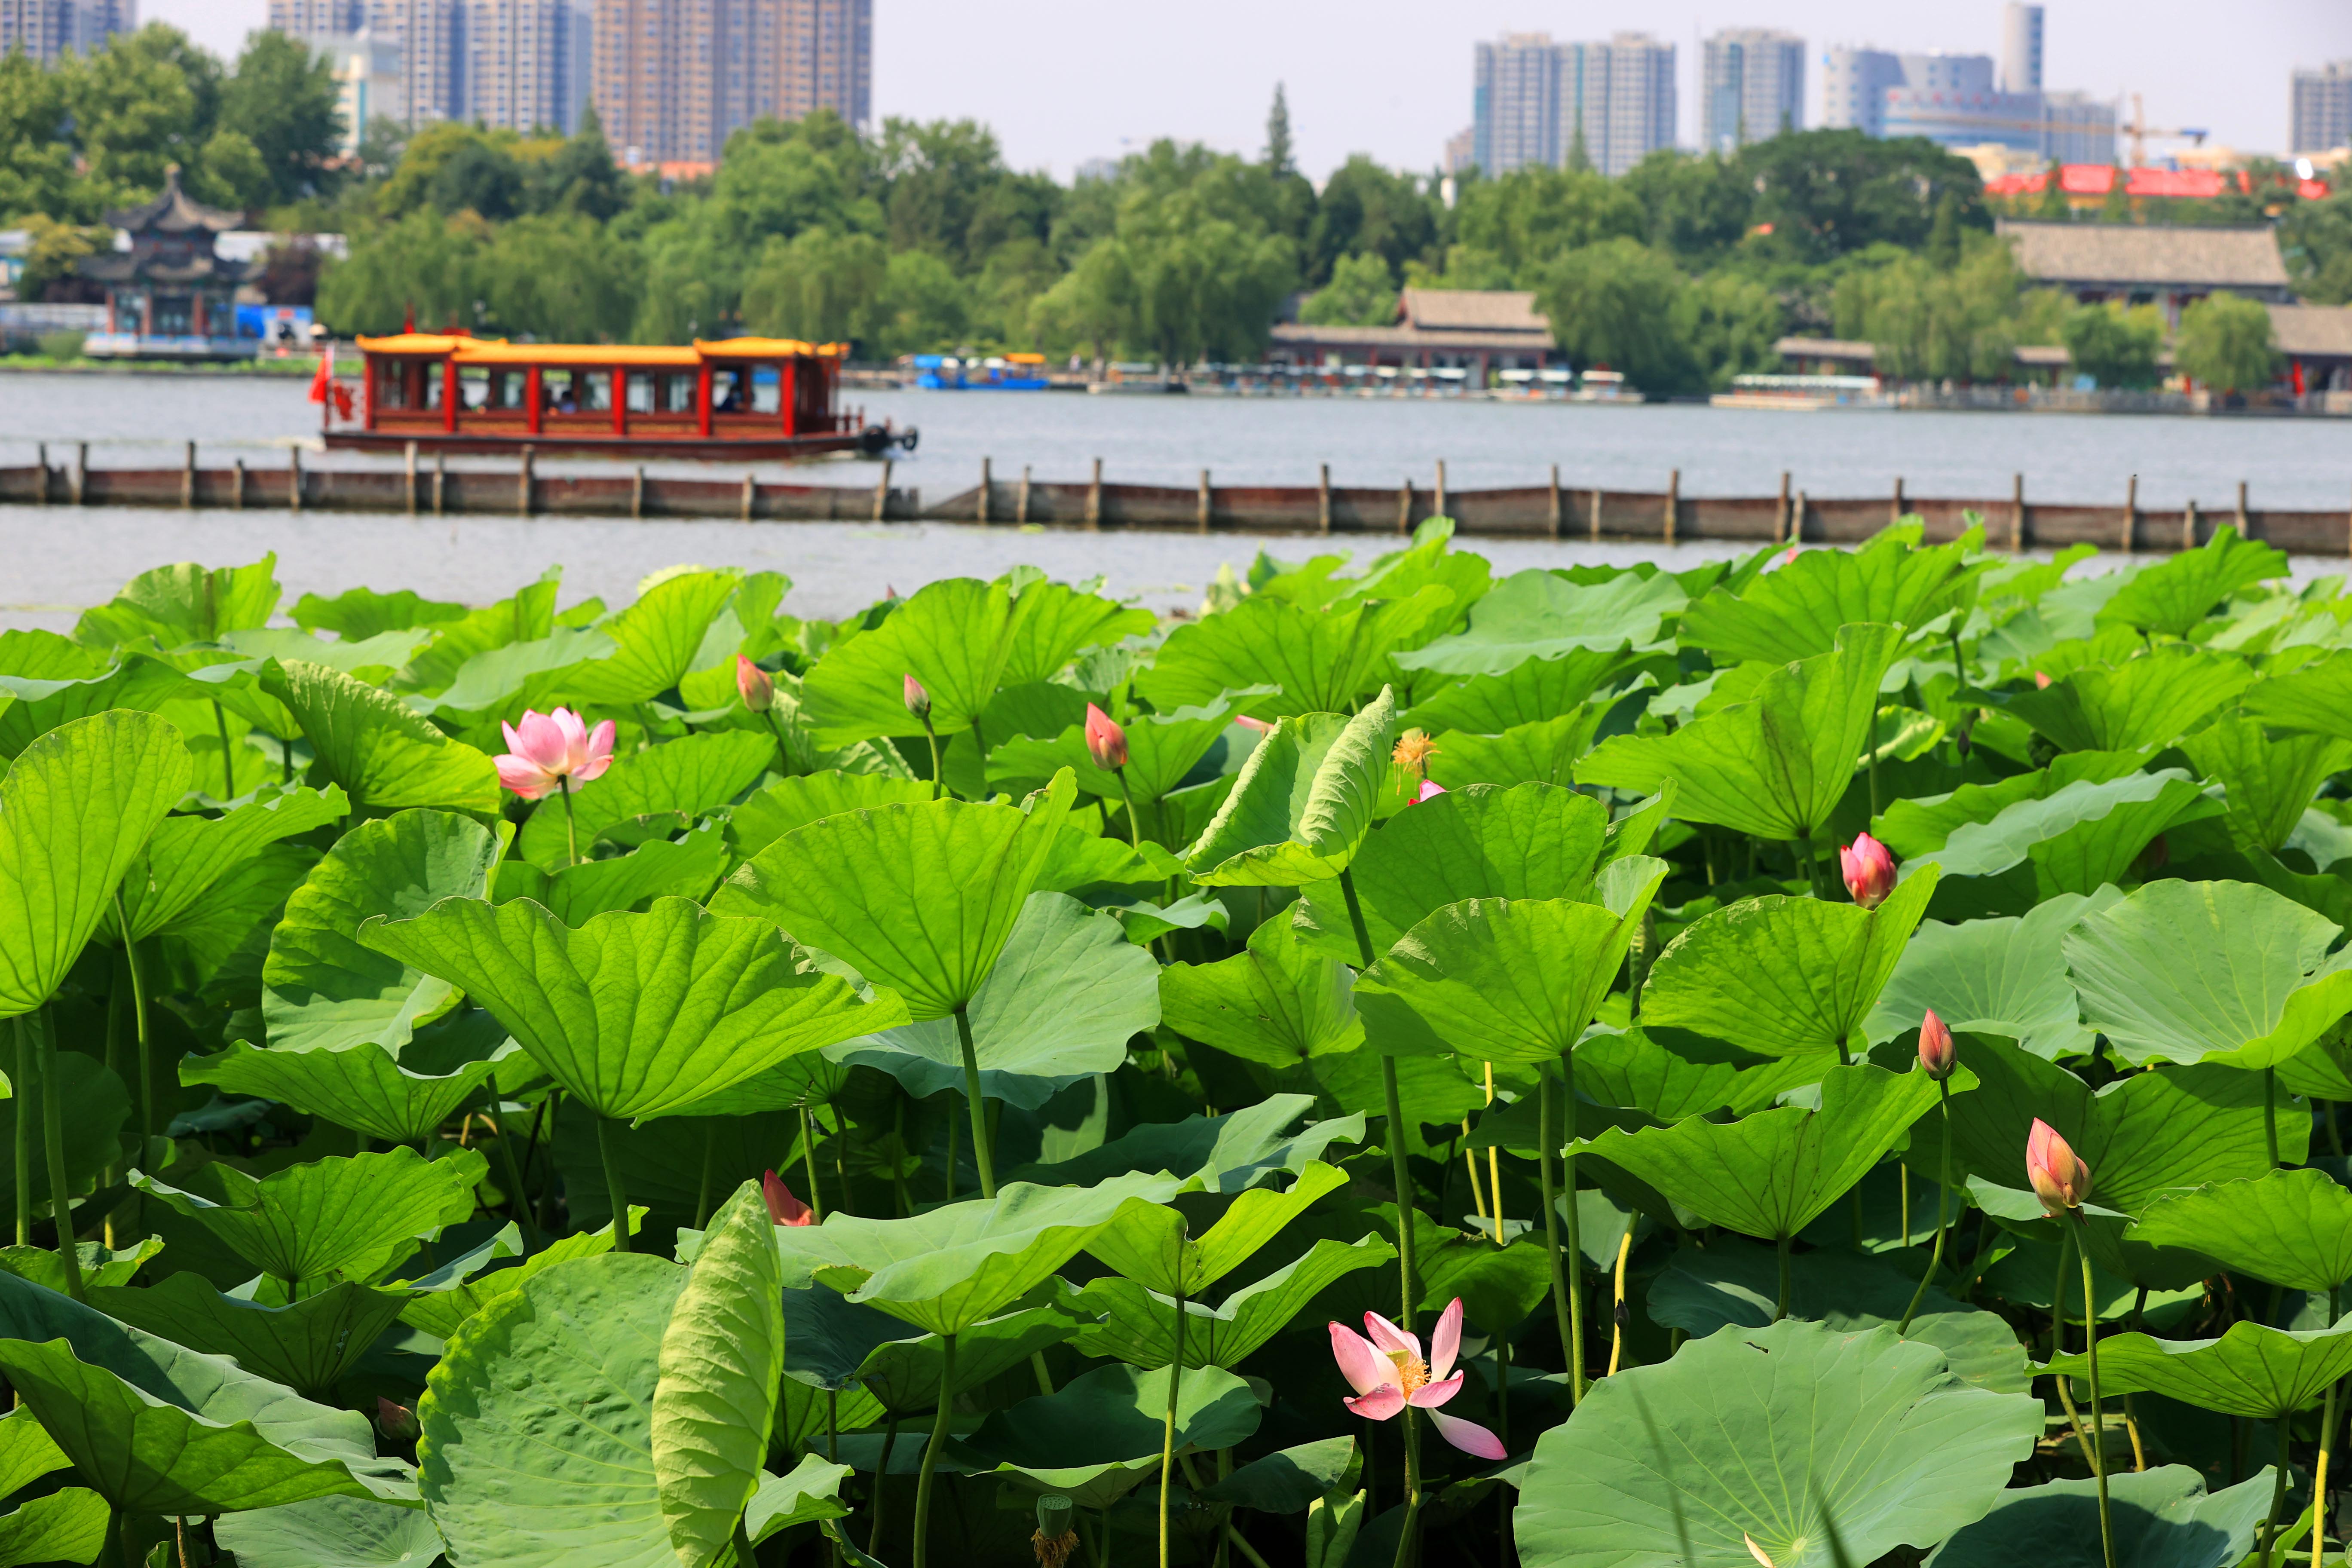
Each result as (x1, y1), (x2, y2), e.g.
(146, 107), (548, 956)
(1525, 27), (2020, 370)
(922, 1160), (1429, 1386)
(2126, 1168), (2352, 1293)
(1515, 1319), (2040, 1568)
(182, 1037), (505, 1147)
(1924, 1464), (2274, 1568)
(2040, 1319), (2352, 1418)
(210, 1492), (450, 1568)
(418, 1252), (686, 1568)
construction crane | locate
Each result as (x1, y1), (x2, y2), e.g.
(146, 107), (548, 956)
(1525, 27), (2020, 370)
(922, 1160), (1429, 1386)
(2122, 94), (2208, 169)
(1884, 92), (2207, 168)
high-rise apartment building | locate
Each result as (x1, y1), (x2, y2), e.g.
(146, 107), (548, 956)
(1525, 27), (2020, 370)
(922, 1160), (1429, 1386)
(0, 0), (134, 64)
(1702, 28), (1803, 153)
(1820, 46), (1904, 138)
(1827, 37), (2112, 165)
(311, 31), (405, 152)
(1999, 2), (2043, 93)
(592, 0), (869, 167)
(367, 0), (462, 124)
(343, 0), (588, 134)
(1468, 30), (1675, 179)
(268, 0), (366, 37)
(2293, 61), (2352, 154)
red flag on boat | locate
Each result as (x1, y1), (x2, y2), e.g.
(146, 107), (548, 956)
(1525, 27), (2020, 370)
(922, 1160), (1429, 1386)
(307, 343), (332, 404)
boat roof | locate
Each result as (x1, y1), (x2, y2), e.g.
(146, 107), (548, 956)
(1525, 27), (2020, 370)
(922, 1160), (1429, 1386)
(354, 335), (848, 363)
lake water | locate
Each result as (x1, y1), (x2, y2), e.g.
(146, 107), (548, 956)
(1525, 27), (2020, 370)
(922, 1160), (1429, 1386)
(3, 370), (2349, 632)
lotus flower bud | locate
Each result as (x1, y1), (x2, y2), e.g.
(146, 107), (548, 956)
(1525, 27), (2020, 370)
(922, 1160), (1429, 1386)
(1084, 703), (1128, 770)
(1392, 728), (1439, 777)
(376, 1397), (420, 1444)
(1917, 1008), (1955, 1079)
(1411, 778), (1447, 805)
(2025, 1118), (2092, 1215)
(1840, 833), (1898, 910)
(902, 673), (931, 718)
(735, 655), (774, 714)
(2034, 670), (2053, 689)
(761, 1169), (815, 1226)
(1235, 714), (1273, 733)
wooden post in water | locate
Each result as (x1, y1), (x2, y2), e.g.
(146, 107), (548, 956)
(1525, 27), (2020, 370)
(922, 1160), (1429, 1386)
(1548, 465), (1562, 540)
(1435, 460), (1448, 518)
(2183, 497), (2198, 553)
(2011, 473), (2025, 552)
(1891, 475), (1905, 524)
(1197, 469), (1212, 533)
(33, 443), (46, 506)
(1085, 458), (1102, 529)
(1775, 471), (1791, 543)
(1397, 476), (1413, 534)
(1589, 484), (1602, 544)
(434, 452), (447, 516)
(978, 457), (992, 524)
(2236, 480), (2250, 535)
(73, 443), (87, 506)
(232, 458), (246, 509)
(2122, 473), (2138, 553)
(630, 464), (643, 520)
(1317, 463), (1332, 534)
(741, 473), (756, 523)
(1663, 469), (1679, 545)
(1795, 489), (1808, 544)
(518, 446), (534, 518)
(182, 442), (196, 508)
(405, 441), (419, 514)
(875, 459), (894, 524)
(289, 445), (302, 512)
(1016, 465), (1031, 524)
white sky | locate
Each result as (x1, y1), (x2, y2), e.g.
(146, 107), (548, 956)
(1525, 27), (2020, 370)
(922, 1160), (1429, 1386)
(150, 0), (2352, 181)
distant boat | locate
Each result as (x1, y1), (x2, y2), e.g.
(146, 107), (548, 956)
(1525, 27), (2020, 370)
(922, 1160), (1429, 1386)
(1089, 361), (1185, 394)
(911, 352), (1051, 390)
(1568, 368), (1638, 403)
(1709, 373), (1892, 411)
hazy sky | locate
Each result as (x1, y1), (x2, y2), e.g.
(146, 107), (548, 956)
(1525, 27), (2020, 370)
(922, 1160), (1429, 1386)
(150, 0), (2352, 180)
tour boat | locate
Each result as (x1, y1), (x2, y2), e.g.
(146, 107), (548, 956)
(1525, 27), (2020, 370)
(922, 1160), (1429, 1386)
(322, 334), (917, 460)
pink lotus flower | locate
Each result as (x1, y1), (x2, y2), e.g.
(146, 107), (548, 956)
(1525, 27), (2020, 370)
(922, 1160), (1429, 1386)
(736, 655), (775, 714)
(2026, 1118), (2092, 1216)
(1918, 1008), (1955, 1079)
(1328, 1298), (1506, 1460)
(376, 1396), (420, 1443)
(1410, 778), (1447, 805)
(903, 673), (931, 718)
(1840, 832), (1897, 909)
(1235, 714), (1274, 734)
(2034, 670), (2054, 689)
(1084, 703), (1129, 770)
(495, 708), (615, 801)
(762, 1169), (815, 1226)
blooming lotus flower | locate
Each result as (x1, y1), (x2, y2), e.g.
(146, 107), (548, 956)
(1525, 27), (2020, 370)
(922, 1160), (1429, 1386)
(1411, 778), (1447, 805)
(495, 708), (615, 801)
(762, 1169), (815, 1226)
(736, 655), (775, 714)
(376, 1397), (420, 1443)
(1840, 832), (1897, 909)
(2026, 1118), (2092, 1216)
(1918, 1008), (1955, 1079)
(1328, 1297), (1506, 1459)
(1084, 703), (1128, 769)
(903, 673), (931, 718)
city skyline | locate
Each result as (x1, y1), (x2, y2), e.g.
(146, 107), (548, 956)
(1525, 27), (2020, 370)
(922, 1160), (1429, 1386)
(142, 0), (2352, 179)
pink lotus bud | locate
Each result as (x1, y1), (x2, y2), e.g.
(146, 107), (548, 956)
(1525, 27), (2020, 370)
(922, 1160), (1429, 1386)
(2025, 1118), (2092, 1215)
(376, 1397), (420, 1443)
(762, 1169), (815, 1226)
(1410, 778), (1447, 805)
(902, 673), (931, 718)
(1917, 1008), (1955, 1079)
(1839, 833), (1898, 909)
(1084, 703), (1128, 770)
(735, 655), (774, 714)
(2034, 670), (2053, 689)
(1235, 715), (1273, 734)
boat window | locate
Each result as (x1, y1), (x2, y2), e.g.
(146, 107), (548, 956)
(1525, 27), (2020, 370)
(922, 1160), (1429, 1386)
(662, 371), (698, 413)
(752, 366), (779, 413)
(580, 370), (611, 411)
(625, 372), (652, 413)
(376, 360), (410, 410)
(457, 367), (490, 410)
(712, 367), (753, 413)
(543, 369), (576, 412)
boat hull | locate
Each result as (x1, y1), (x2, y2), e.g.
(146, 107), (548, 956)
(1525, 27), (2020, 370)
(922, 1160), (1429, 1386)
(323, 425), (910, 462)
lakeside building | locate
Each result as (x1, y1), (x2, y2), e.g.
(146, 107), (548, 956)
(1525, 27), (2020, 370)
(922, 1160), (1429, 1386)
(1469, 31), (1676, 178)
(2295, 62), (2352, 156)
(1999, 219), (2294, 326)
(592, 0), (870, 166)
(1267, 288), (1562, 385)
(74, 168), (255, 360)
(1702, 29), (1804, 153)
(0, 0), (133, 64)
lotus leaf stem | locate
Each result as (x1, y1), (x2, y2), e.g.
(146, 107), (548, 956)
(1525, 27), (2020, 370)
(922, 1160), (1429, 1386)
(955, 1006), (996, 1198)
(1897, 1079), (1953, 1335)
(11, 1018), (28, 1249)
(559, 775), (582, 866)
(1610, 1229), (1633, 1375)
(870, 1417), (899, 1556)
(1538, 1067), (1579, 1400)
(799, 1105), (826, 1222)
(1774, 1230), (1792, 1323)
(595, 1114), (632, 1253)
(212, 700), (236, 799)
(2074, 1216), (2114, 1568)
(1115, 766), (1142, 852)
(2266, 1067), (2281, 1169)
(913, 1332), (957, 1568)
(1161, 1279), (1185, 1568)
(2313, 1377), (2342, 1568)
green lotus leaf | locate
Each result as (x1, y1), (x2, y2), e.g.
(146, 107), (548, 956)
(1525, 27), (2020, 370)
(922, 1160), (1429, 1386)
(1642, 867), (1939, 1059)
(1425, 710), (1602, 789)
(1575, 1063), (1943, 1242)
(115, 784), (349, 943)
(2182, 713), (2352, 854)
(389, 570), (561, 693)
(497, 827), (731, 926)
(402, 627), (615, 720)
(2097, 526), (2288, 639)
(828, 891), (1155, 1109)
(0, 1050), (127, 1222)
(708, 772), (1075, 1020)
(182, 1038), (506, 1146)
(0, 1406), (68, 1500)
(514, 729), (772, 870)
(0, 1240), (162, 1296)
(554, 568), (741, 707)
(2062, 878), (2352, 1068)
(1159, 915), (1364, 1068)
(744, 1455), (853, 1546)
(652, 1181), (785, 1568)
(0, 710), (192, 1016)
(1646, 1236), (2028, 1393)
(1008, 1093), (1364, 1193)
(1572, 1028), (1754, 1121)
(1292, 780), (1612, 961)
(359, 896), (903, 1121)
(0, 644), (195, 759)
(1925, 1465), (2274, 1568)
(1872, 751), (2153, 860)
(1577, 622), (1899, 842)
(959, 1362), (1264, 1505)
(1355, 864), (1669, 1066)
(0, 1486), (108, 1568)
(294, 583), (467, 640)
(1142, 588), (1455, 718)
(419, 1252), (686, 1568)
(132, 1146), (487, 1289)
(1913, 771), (2214, 901)
(210, 1492), (451, 1568)
(989, 698), (1250, 805)
(1678, 524), (1988, 665)
(1863, 890), (2121, 1060)
(0, 1274), (411, 1513)
(770, 1171), (1176, 1337)
(2004, 646), (2253, 754)
(2040, 1319), (2352, 1418)
(726, 770), (934, 860)
(264, 659), (500, 816)
(1401, 643), (1641, 732)
(87, 1274), (410, 1398)
(1514, 1318), (2040, 1568)
(2125, 1169), (2352, 1293)
(2241, 649), (2352, 743)
(1183, 689), (1396, 887)
(1088, 1161), (1347, 1297)
(1068, 1234), (1392, 1370)
(845, 1305), (1079, 1417)
(397, 1217), (636, 1341)
(798, 577), (1023, 743)
(1396, 568), (1682, 676)
(76, 555), (280, 648)
(261, 808), (504, 1054)
(1195, 1437), (1359, 1515)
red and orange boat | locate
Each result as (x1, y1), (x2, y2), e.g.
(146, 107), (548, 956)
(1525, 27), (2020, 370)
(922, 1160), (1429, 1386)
(322, 334), (916, 460)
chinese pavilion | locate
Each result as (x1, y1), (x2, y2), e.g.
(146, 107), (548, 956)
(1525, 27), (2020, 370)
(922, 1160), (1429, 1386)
(78, 165), (252, 359)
